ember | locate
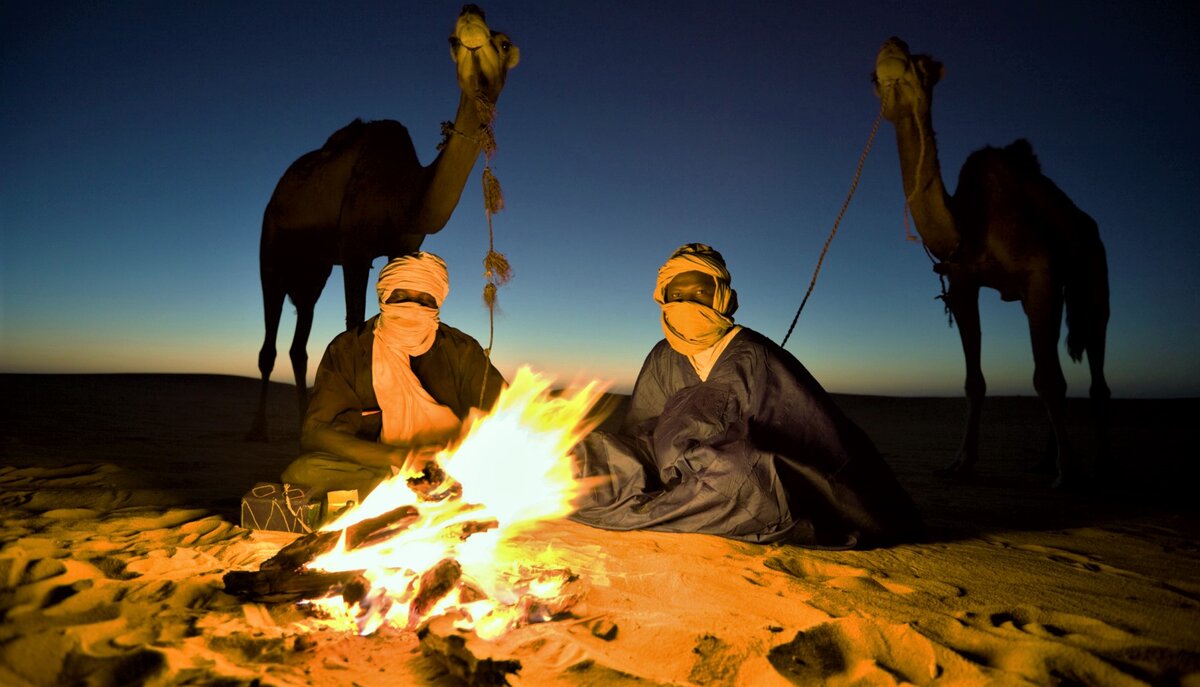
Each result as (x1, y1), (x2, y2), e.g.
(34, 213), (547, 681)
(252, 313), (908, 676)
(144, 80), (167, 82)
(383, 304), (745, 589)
(225, 367), (608, 641)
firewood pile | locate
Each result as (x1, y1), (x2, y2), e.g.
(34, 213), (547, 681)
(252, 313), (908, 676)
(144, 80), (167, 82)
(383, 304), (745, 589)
(222, 495), (591, 686)
(223, 504), (428, 603)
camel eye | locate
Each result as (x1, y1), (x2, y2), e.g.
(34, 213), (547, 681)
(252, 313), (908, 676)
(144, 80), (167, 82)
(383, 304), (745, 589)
(500, 40), (511, 51)
(448, 36), (461, 48)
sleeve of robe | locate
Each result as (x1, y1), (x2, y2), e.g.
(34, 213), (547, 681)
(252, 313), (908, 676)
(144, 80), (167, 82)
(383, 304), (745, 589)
(619, 341), (676, 433)
(411, 323), (507, 419)
(303, 325), (378, 442)
(569, 330), (921, 548)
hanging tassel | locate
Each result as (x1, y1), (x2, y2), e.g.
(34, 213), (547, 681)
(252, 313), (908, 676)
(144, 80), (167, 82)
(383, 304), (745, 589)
(482, 167), (505, 214)
(474, 94), (497, 158)
(483, 249), (512, 288)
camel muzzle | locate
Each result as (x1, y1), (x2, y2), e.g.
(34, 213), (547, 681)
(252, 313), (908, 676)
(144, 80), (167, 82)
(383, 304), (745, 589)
(456, 14), (490, 50)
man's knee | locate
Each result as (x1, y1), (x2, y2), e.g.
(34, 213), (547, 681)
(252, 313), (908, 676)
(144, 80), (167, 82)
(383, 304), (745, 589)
(282, 452), (387, 498)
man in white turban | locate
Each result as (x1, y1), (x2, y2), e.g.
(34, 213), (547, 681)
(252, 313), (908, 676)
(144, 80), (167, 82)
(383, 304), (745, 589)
(570, 244), (922, 548)
(281, 253), (505, 500)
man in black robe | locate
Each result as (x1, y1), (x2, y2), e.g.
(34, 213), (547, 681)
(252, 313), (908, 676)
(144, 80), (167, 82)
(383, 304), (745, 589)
(569, 244), (921, 548)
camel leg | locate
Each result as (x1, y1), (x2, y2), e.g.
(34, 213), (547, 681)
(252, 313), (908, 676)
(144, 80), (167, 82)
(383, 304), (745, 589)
(1023, 278), (1074, 487)
(289, 301), (316, 421)
(1088, 251), (1112, 476)
(247, 263), (287, 442)
(288, 262), (333, 425)
(937, 282), (984, 478)
(1088, 339), (1111, 477)
(342, 258), (371, 330)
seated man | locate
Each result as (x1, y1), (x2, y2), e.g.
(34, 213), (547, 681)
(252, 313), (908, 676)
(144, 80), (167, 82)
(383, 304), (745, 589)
(282, 252), (506, 500)
(570, 244), (922, 548)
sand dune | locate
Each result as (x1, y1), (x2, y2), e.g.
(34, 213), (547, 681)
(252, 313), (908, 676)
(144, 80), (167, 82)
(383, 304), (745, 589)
(1, 373), (1198, 686)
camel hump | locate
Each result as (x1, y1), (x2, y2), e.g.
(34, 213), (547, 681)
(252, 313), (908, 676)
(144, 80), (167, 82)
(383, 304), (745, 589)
(961, 139), (1042, 179)
(956, 140), (1051, 210)
(1001, 139), (1042, 176)
(322, 119), (414, 154)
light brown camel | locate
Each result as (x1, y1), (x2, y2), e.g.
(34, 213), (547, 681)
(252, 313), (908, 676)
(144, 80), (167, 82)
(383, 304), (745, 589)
(249, 5), (519, 440)
(872, 37), (1110, 486)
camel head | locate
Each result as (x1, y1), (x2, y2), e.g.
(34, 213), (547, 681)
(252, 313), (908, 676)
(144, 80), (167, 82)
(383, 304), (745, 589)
(449, 5), (520, 104)
(872, 37), (944, 122)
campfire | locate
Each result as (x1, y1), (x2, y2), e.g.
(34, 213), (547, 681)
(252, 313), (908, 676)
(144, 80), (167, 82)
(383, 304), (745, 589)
(224, 367), (609, 646)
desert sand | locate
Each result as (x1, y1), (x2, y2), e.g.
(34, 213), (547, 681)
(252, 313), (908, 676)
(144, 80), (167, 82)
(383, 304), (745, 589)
(1, 373), (1198, 686)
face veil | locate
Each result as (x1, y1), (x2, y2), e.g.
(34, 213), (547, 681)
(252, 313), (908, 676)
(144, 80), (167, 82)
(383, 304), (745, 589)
(372, 253), (459, 448)
(654, 244), (739, 356)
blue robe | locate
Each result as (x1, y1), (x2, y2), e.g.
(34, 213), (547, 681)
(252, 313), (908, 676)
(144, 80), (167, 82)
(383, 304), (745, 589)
(570, 328), (921, 547)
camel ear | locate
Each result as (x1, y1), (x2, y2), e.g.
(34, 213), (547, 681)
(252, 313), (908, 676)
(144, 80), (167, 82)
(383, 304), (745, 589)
(506, 44), (520, 70)
(932, 60), (945, 85)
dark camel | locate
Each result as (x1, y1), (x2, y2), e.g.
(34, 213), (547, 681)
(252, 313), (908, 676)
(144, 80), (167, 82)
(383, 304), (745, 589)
(872, 37), (1110, 486)
(249, 5), (519, 440)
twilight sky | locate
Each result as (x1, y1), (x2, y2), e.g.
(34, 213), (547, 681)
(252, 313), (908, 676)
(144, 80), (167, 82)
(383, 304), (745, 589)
(3, 1), (1198, 397)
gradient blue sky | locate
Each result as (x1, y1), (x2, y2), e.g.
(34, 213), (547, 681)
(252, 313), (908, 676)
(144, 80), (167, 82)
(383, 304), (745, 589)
(3, 1), (1197, 397)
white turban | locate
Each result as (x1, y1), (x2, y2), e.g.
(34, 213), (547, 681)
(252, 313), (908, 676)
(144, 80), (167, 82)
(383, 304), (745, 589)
(376, 252), (450, 307)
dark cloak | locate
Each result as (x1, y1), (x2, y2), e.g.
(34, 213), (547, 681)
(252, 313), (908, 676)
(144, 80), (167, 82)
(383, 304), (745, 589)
(569, 328), (922, 548)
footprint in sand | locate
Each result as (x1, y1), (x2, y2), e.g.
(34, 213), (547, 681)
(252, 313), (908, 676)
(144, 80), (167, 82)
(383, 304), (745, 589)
(992, 539), (1200, 604)
(937, 605), (1200, 685)
(0, 556), (66, 589)
(0, 463), (119, 489)
(764, 553), (963, 599)
(980, 606), (1135, 643)
(1012, 542), (1137, 577)
(0, 491), (33, 508)
(689, 633), (745, 686)
(767, 616), (976, 686)
(1, 628), (166, 687)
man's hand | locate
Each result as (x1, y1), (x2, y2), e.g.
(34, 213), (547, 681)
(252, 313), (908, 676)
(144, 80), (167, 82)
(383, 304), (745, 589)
(395, 444), (442, 479)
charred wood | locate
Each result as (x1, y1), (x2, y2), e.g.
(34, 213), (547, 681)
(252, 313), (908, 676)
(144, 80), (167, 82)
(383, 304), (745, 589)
(259, 504), (420, 571)
(409, 558), (462, 626)
(418, 615), (521, 687)
(222, 568), (368, 603)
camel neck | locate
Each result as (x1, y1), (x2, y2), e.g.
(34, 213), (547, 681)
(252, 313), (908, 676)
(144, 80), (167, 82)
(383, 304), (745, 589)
(409, 91), (488, 235)
(893, 113), (959, 260)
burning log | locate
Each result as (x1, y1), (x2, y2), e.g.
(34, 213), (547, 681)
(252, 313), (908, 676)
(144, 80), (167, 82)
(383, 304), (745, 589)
(448, 518), (499, 541)
(259, 530), (340, 572)
(223, 568), (369, 604)
(343, 504), (422, 549)
(223, 505), (420, 602)
(418, 614), (522, 687)
(260, 504), (421, 571)
(409, 558), (462, 626)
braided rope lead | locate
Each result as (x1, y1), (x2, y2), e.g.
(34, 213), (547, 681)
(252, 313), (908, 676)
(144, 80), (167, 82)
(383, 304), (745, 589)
(439, 99), (507, 408)
(476, 94), (511, 407)
(780, 103), (885, 348)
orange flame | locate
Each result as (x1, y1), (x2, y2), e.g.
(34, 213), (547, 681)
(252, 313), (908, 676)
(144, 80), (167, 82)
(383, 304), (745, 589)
(301, 366), (609, 638)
